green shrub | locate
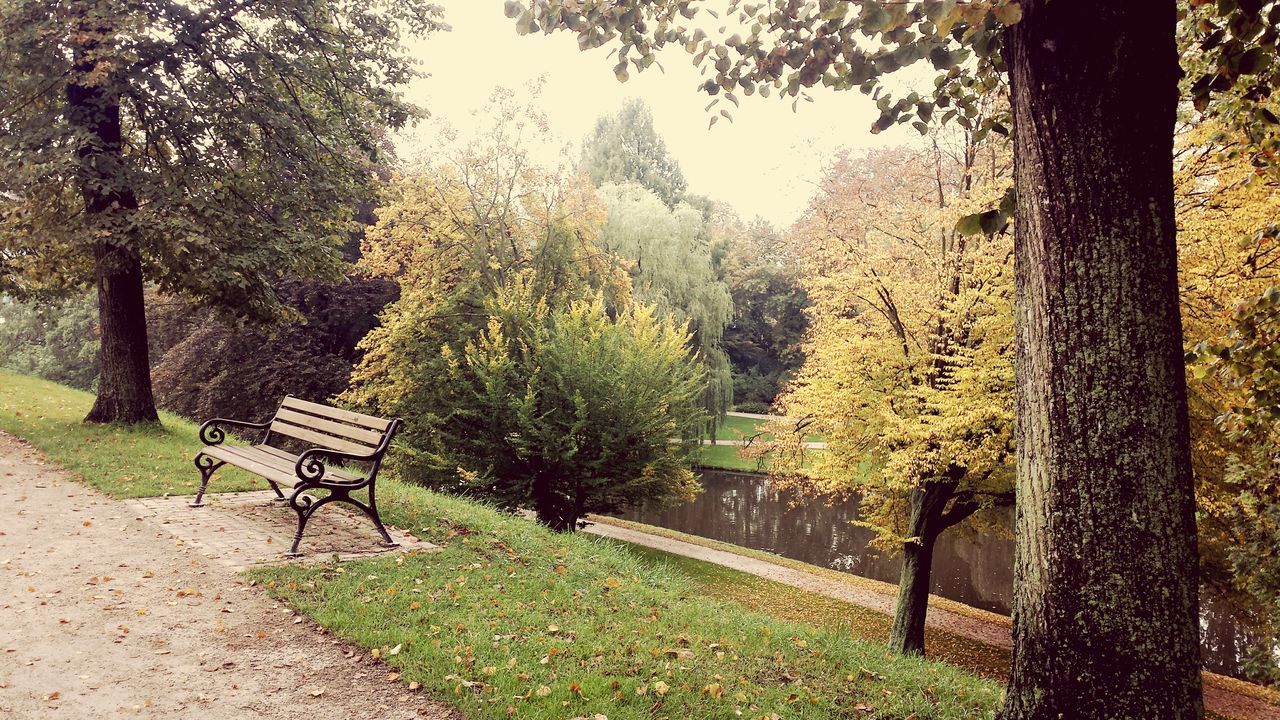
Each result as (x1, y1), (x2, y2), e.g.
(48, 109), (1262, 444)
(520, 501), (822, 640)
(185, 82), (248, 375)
(366, 279), (707, 531)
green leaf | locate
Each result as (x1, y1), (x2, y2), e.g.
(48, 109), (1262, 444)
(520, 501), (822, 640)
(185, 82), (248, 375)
(956, 212), (984, 236)
(929, 46), (956, 71)
(978, 209), (1006, 235)
(999, 189), (1017, 217)
(1238, 47), (1268, 75)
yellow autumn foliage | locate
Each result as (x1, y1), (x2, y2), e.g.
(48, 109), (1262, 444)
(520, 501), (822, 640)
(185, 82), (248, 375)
(769, 143), (1015, 549)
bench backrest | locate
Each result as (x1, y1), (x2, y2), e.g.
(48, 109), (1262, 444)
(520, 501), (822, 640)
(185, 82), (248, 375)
(268, 396), (395, 457)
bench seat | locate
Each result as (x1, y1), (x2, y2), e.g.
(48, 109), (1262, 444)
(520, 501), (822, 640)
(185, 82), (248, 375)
(199, 444), (365, 488)
(191, 396), (402, 556)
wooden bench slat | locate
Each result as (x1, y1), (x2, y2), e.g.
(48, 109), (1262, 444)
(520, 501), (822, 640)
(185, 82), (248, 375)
(280, 396), (392, 431)
(269, 420), (375, 455)
(274, 408), (385, 445)
(202, 444), (365, 485)
(201, 445), (302, 488)
(241, 445), (363, 483)
(253, 445), (366, 482)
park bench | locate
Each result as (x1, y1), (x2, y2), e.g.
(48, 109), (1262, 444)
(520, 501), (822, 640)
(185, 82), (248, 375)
(192, 396), (402, 556)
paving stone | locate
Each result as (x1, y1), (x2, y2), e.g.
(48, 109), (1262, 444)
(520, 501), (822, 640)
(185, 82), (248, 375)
(126, 491), (435, 571)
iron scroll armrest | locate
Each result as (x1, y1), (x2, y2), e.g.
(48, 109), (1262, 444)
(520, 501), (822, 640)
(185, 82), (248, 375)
(293, 419), (402, 483)
(198, 417), (272, 446)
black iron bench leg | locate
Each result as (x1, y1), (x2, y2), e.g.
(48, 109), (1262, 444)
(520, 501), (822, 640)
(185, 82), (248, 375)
(284, 484), (398, 557)
(190, 455), (226, 508)
(286, 490), (338, 557)
(349, 487), (398, 548)
(266, 480), (286, 501)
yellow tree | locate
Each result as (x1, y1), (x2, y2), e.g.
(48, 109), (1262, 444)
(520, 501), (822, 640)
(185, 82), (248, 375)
(345, 93), (629, 477)
(769, 139), (1014, 657)
(1178, 125), (1280, 655)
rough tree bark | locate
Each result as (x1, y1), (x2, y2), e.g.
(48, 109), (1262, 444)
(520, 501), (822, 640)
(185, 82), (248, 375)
(67, 28), (160, 425)
(1001, 2), (1202, 717)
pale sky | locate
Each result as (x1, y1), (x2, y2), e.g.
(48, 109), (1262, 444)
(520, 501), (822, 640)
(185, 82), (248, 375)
(395, 2), (923, 228)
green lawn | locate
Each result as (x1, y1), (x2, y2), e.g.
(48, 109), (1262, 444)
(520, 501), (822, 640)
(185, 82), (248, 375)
(0, 371), (264, 497)
(1, 372), (1001, 719)
(706, 413), (825, 443)
(254, 487), (1000, 719)
(696, 414), (827, 471)
(696, 443), (771, 472)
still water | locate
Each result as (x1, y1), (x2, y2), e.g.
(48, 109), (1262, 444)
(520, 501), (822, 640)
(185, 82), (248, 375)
(614, 469), (1271, 681)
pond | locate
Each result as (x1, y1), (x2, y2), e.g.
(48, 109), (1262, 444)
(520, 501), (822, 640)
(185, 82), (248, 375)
(613, 469), (1274, 682)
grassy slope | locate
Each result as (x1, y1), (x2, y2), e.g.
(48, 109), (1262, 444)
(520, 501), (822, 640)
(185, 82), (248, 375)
(0, 371), (264, 497)
(0, 372), (1000, 719)
(254, 489), (1000, 720)
(626, 546), (1011, 683)
(696, 443), (770, 472)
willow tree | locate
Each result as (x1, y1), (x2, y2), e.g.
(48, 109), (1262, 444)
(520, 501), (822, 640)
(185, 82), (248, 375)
(502, 0), (1280, 715)
(0, 0), (441, 423)
(596, 182), (734, 420)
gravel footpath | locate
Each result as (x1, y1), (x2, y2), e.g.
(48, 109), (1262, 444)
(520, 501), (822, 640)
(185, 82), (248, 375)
(0, 432), (458, 720)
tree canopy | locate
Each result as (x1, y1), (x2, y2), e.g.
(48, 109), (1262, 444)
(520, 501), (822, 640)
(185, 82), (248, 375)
(0, 0), (441, 315)
(0, 0), (442, 421)
(581, 98), (688, 207)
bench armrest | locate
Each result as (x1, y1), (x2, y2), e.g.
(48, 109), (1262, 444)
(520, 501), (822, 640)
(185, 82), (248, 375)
(294, 419), (401, 482)
(198, 417), (272, 446)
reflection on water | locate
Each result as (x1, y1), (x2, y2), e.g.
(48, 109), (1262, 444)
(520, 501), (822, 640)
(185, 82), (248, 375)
(614, 469), (1273, 682)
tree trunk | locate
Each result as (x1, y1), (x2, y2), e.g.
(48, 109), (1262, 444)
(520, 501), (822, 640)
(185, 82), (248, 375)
(888, 479), (976, 656)
(531, 474), (578, 532)
(67, 24), (159, 425)
(888, 488), (940, 656)
(85, 240), (158, 424)
(1002, 3), (1202, 717)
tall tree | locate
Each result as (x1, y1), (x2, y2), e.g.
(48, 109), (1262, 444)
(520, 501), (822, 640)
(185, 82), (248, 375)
(774, 142), (1015, 657)
(596, 182), (734, 420)
(582, 99), (688, 207)
(0, 0), (441, 423)
(719, 218), (810, 409)
(504, 0), (1280, 715)
(1001, 5), (1199, 714)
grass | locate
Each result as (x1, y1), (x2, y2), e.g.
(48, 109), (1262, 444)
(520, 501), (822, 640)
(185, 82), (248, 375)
(252, 487), (1001, 720)
(698, 414), (826, 471)
(626, 546), (1011, 682)
(590, 515), (1011, 629)
(708, 413), (825, 444)
(696, 443), (770, 472)
(0, 372), (266, 497)
(1, 371), (1001, 720)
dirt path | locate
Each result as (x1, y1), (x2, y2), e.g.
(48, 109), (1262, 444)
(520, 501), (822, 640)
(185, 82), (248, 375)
(584, 517), (1280, 720)
(0, 432), (458, 720)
